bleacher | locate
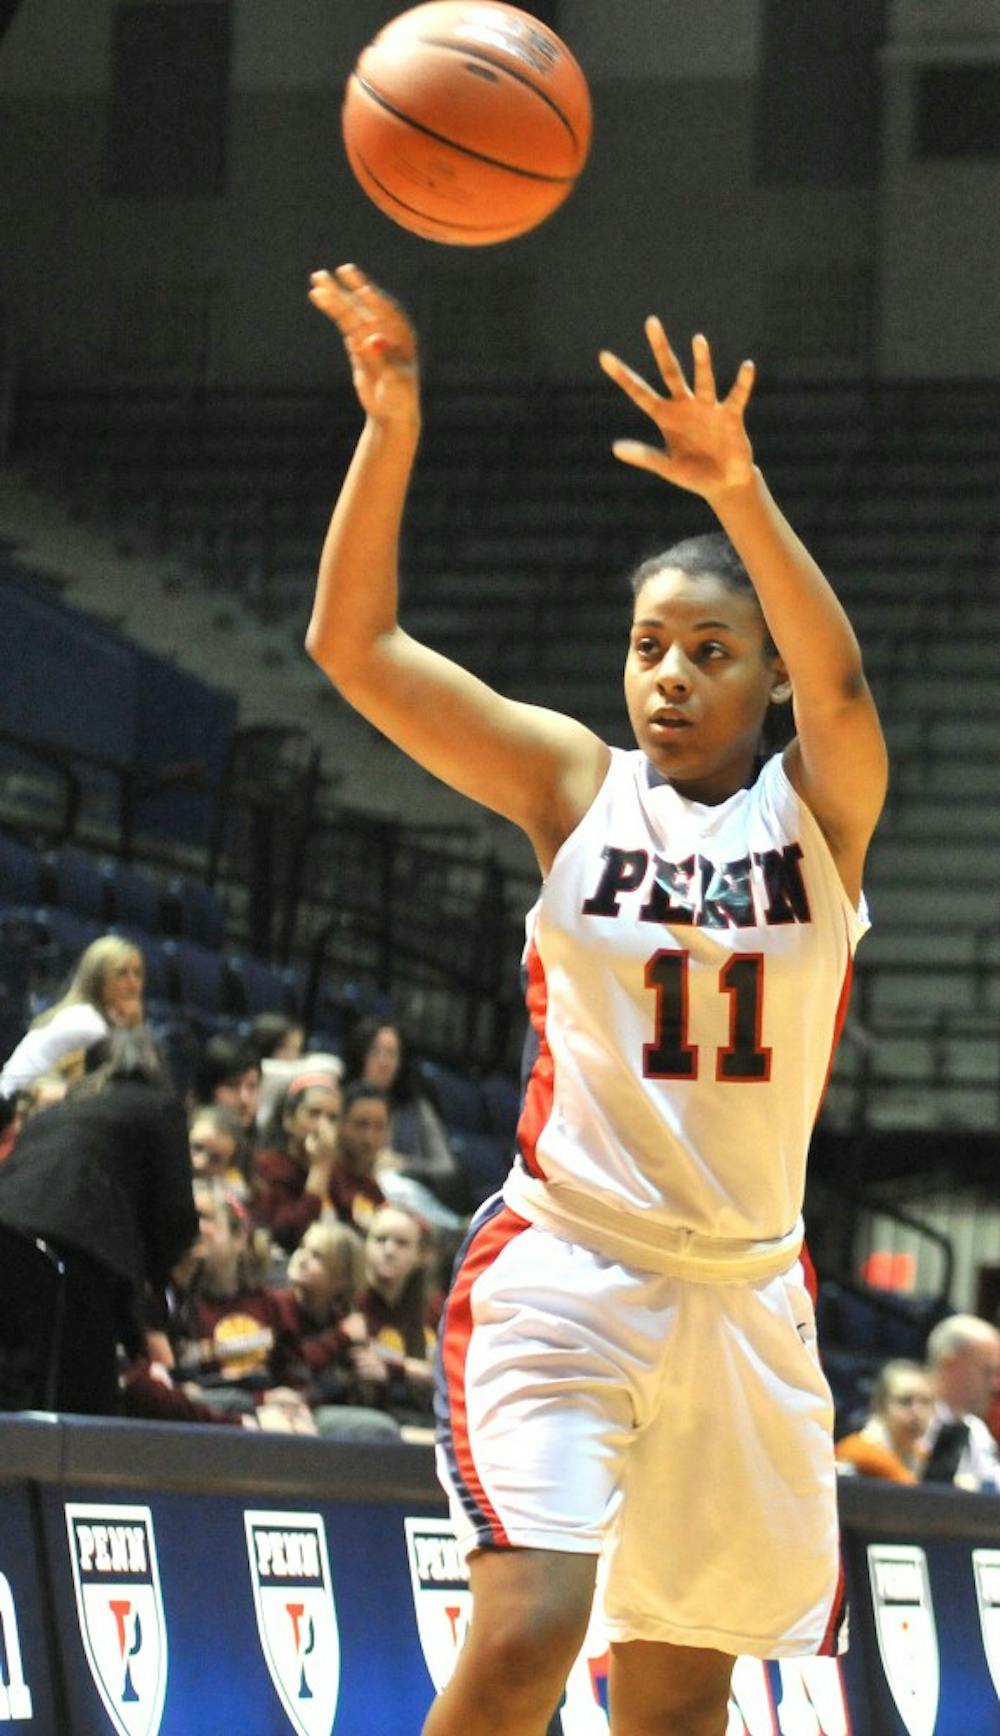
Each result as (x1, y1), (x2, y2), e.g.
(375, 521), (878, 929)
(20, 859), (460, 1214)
(3, 374), (998, 1418)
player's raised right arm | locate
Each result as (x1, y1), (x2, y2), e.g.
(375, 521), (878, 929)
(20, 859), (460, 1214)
(305, 265), (607, 865)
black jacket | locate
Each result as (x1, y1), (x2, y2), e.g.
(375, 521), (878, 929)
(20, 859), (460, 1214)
(0, 1080), (197, 1291)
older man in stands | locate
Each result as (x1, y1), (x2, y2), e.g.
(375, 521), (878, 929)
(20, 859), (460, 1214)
(923, 1314), (1000, 1492)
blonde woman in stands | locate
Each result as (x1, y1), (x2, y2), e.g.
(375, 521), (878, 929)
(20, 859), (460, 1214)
(306, 265), (887, 1736)
(0, 934), (145, 1106)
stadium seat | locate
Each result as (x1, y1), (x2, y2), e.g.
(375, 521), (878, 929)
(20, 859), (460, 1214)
(103, 858), (164, 934)
(44, 845), (112, 923)
(479, 1071), (521, 1139)
(0, 831), (43, 909)
(162, 938), (226, 1016)
(162, 875), (226, 949)
(225, 953), (296, 1018)
(420, 1060), (488, 1134)
(449, 1130), (512, 1208)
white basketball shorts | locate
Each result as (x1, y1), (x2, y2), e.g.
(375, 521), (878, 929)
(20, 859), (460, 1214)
(434, 1198), (846, 1659)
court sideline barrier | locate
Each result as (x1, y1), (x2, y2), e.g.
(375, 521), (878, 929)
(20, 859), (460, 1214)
(1, 1414), (999, 1735)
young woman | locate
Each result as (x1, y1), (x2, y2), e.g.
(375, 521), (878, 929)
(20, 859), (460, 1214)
(250, 1070), (342, 1251)
(305, 263), (888, 1736)
(0, 934), (145, 1103)
(358, 1202), (439, 1421)
(835, 1359), (933, 1483)
(344, 1015), (467, 1211)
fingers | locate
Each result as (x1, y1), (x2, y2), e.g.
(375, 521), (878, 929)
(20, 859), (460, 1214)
(691, 332), (716, 403)
(611, 439), (673, 479)
(726, 356), (756, 414)
(598, 349), (664, 420)
(645, 317), (691, 399)
(308, 264), (416, 361)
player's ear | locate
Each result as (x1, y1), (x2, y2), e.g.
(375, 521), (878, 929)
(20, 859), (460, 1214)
(769, 657), (792, 706)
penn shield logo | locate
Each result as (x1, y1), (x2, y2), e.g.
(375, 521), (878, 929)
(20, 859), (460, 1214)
(244, 1511), (340, 1736)
(65, 1504), (167, 1736)
(973, 1548), (1000, 1704)
(0, 1571), (33, 1723)
(867, 1544), (939, 1736)
(404, 1518), (471, 1695)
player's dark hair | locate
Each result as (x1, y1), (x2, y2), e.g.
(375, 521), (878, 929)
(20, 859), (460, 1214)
(628, 532), (768, 640)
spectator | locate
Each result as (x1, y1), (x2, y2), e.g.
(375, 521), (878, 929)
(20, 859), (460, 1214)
(190, 1033), (262, 1140)
(344, 1016), (466, 1209)
(0, 1029), (196, 1414)
(248, 1012), (306, 1064)
(835, 1359), (933, 1483)
(251, 1070), (343, 1252)
(326, 1081), (389, 1235)
(0, 935), (145, 1104)
(342, 1013), (465, 1201)
(256, 1046), (343, 1134)
(284, 1220), (400, 1441)
(357, 1203), (439, 1427)
(0, 1071), (68, 1165)
(171, 1179), (314, 1429)
(923, 1314), (1000, 1492)
(188, 1103), (250, 1198)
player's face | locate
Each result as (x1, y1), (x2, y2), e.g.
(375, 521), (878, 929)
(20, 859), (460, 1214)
(624, 569), (786, 803)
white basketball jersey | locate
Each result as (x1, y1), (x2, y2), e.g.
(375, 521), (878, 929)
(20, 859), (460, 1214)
(504, 749), (868, 1264)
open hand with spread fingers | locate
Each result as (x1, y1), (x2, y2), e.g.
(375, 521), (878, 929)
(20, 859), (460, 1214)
(599, 320), (756, 503)
(309, 263), (419, 426)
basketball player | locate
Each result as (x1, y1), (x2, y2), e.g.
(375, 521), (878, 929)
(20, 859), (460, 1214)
(306, 263), (887, 1736)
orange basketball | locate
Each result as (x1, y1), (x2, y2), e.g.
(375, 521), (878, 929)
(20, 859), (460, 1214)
(341, 2), (592, 246)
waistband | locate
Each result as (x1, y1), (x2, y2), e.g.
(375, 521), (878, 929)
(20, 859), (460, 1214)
(502, 1169), (804, 1284)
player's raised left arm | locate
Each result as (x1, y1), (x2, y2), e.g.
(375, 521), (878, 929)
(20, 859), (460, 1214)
(707, 463), (887, 898)
(599, 322), (888, 903)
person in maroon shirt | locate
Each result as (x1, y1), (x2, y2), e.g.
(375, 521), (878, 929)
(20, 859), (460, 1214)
(357, 1202), (441, 1424)
(325, 1082), (391, 1235)
(251, 1069), (343, 1252)
(173, 1181), (313, 1426)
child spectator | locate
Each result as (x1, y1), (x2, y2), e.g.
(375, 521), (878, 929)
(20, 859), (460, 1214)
(357, 1203), (440, 1428)
(173, 1180), (312, 1425)
(252, 1070), (343, 1251)
(188, 1102), (250, 1198)
(284, 1220), (400, 1441)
